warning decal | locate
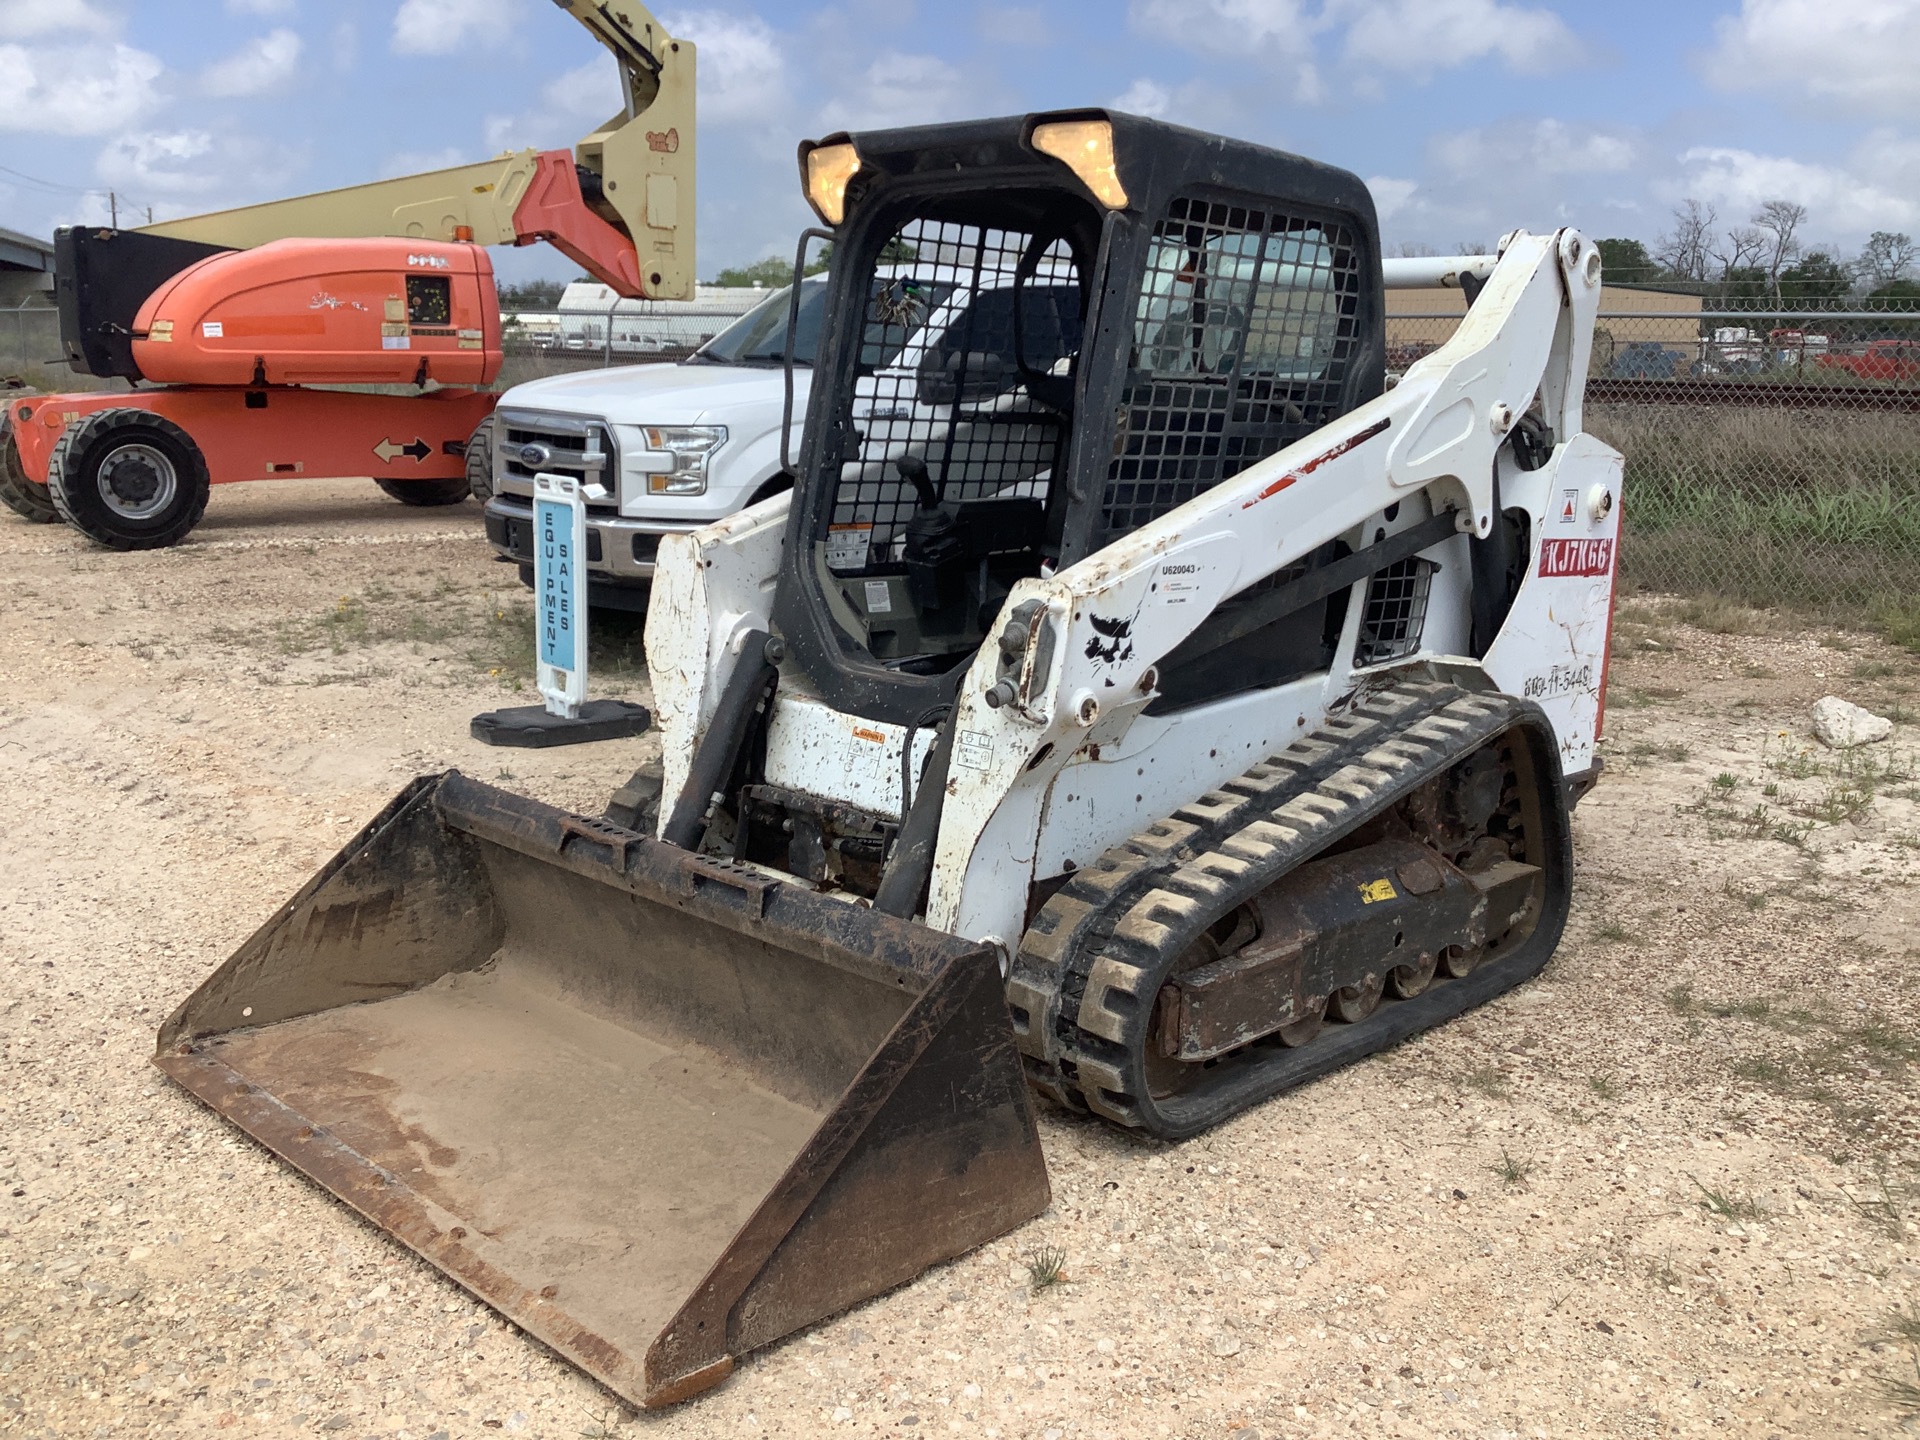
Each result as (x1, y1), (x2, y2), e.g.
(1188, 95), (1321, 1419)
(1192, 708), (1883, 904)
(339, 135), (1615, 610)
(1358, 878), (1398, 904)
(826, 524), (872, 570)
(1539, 537), (1614, 578)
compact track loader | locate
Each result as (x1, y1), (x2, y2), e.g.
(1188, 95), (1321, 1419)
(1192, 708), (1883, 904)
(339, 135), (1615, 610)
(158, 111), (1622, 1407)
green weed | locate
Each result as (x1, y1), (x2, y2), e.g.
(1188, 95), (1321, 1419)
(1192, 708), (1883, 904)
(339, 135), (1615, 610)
(1026, 1245), (1067, 1293)
(1689, 1175), (1764, 1221)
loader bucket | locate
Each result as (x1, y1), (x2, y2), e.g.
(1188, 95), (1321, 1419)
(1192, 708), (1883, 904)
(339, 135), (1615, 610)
(155, 772), (1049, 1407)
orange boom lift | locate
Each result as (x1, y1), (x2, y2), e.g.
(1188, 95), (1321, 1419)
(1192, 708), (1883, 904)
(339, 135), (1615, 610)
(0, 1), (694, 549)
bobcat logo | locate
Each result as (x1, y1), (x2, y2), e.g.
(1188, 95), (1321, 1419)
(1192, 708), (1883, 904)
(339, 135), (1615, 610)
(1084, 613), (1134, 665)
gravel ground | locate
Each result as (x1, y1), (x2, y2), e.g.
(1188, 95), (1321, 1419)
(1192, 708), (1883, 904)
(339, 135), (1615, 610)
(2, 480), (1917, 1439)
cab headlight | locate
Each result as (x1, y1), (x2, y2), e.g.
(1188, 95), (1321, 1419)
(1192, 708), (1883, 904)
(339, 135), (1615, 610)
(641, 425), (727, 495)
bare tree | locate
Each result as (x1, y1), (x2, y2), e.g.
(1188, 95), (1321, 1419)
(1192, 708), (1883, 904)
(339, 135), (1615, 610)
(1710, 224), (1767, 277)
(1655, 198), (1717, 283)
(1751, 199), (1808, 303)
(1392, 241), (1438, 258)
(1855, 230), (1917, 289)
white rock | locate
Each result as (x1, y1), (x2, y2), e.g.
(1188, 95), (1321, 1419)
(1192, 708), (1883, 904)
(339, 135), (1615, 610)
(1811, 696), (1892, 748)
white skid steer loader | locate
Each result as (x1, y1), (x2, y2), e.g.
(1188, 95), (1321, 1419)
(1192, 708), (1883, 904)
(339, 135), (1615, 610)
(157, 111), (1621, 1408)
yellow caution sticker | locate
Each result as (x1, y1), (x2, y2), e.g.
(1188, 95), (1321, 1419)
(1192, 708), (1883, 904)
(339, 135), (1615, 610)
(1358, 878), (1398, 904)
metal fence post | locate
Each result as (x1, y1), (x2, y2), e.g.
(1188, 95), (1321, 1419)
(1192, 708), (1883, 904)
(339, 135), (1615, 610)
(1386, 299), (1920, 625)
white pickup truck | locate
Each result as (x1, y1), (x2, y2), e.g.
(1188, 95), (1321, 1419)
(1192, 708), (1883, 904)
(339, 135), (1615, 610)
(479, 268), (1084, 608)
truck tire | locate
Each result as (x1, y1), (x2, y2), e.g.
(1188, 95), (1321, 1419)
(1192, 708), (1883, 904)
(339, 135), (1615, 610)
(465, 416), (495, 502)
(0, 410), (58, 524)
(48, 409), (211, 550)
(375, 475), (470, 506)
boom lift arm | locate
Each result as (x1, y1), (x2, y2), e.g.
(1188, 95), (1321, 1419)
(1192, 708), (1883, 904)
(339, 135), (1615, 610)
(139, 0), (695, 299)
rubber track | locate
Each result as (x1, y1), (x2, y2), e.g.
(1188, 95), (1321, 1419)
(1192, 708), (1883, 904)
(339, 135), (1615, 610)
(1006, 677), (1572, 1140)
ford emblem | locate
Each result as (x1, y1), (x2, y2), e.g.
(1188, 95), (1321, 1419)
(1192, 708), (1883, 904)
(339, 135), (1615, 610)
(518, 442), (553, 468)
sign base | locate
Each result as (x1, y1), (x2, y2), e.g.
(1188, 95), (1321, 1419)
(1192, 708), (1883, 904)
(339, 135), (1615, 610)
(470, 700), (653, 750)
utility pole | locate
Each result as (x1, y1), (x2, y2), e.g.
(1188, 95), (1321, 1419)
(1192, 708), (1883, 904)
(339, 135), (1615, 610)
(146, 207), (153, 225)
(109, 191), (117, 227)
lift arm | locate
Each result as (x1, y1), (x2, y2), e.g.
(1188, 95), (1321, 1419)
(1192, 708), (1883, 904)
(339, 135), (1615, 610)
(139, 1), (695, 299)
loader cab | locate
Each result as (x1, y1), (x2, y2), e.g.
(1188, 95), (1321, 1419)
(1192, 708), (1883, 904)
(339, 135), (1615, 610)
(774, 110), (1384, 726)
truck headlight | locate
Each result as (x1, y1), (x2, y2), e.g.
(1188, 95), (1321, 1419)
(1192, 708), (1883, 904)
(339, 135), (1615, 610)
(641, 425), (727, 495)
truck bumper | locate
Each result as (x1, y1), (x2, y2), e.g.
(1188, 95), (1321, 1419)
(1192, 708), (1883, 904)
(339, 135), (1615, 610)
(483, 493), (704, 587)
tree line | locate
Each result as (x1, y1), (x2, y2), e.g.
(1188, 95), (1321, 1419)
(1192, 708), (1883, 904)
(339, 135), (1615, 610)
(1596, 200), (1917, 309)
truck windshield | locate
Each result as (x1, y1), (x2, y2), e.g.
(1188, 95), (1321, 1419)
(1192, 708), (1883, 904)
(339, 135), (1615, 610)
(693, 276), (956, 368)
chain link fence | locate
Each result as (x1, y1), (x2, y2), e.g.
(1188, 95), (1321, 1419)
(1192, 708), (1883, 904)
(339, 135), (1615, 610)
(1391, 297), (1920, 632)
(12, 285), (1917, 635)
(0, 303), (69, 387)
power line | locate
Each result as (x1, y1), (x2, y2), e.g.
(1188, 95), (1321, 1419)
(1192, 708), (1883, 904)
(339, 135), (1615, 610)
(0, 163), (151, 216)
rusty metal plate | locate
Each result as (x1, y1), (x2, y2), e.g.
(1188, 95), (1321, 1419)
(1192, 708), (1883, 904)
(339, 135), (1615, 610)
(156, 773), (1049, 1408)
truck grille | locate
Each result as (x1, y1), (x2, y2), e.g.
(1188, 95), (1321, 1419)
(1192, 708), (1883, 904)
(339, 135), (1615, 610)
(496, 411), (618, 511)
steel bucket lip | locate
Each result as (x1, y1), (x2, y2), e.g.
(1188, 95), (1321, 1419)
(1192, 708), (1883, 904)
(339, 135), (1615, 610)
(154, 771), (1049, 1409)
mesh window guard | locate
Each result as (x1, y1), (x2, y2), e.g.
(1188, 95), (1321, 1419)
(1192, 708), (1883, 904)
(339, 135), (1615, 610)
(1103, 195), (1364, 537)
(823, 218), (1083, 572)
(1355, 557), (1434, 666)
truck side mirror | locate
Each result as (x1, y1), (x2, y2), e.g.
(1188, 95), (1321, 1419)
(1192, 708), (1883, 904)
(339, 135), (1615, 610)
(918, 350), (1010, 407)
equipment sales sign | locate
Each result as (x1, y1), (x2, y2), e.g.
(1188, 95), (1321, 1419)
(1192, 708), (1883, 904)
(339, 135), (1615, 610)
(1538, 537), (1614, 578)
(533, 473), (587, 717)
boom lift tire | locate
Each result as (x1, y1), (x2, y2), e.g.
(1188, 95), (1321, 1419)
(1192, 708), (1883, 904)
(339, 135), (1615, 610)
(48, 408), (211, 550)
(0, 411), (57, 524)
(375, 475), (471, 506)
(464, 417), (495, 503)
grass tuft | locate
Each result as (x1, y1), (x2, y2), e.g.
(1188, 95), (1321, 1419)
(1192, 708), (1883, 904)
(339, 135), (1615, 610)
(1689, 1174), (1764, 1221)
(1459, 1064), (1509, 1099)
(1025, 1245), (1067, 1293)
(1488, 1149), (1533, 1187)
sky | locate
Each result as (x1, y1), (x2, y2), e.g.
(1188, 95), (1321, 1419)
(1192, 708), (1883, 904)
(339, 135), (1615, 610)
(2, 0), (1917, 289)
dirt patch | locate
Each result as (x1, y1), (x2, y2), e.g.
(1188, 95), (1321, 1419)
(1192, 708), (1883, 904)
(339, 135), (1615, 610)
(1, 485), (1916, 1438)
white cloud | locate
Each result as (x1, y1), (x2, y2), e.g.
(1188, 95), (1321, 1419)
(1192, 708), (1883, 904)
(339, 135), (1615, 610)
(0, 0), (116, 39)
(1670, 144), (1920, 235)
(662, 11), (786, 124)
(1131, 0), (1577, 91)
(201, 28), (303, 98)
(92, 127), (308, 217)
(1111, 78), (1173, 118)
(1367, 175), (1417, 223)
(0, 41), (163, 135)
(1703, 0), (1920, 120)
(1129, 0), (1320, 58)
(392, 0), (520, 55)
(1433, 119), (1635, 178)
(97, 129), (215, 192)
(481, 54), (622, 151)
(1128, 0), (1324, 99)
(815, 51), (972, 132)
(1334, 0), (1584, 76)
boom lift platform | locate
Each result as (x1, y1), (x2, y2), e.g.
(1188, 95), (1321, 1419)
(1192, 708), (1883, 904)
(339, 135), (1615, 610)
(156, 111), (1621, 1407)
(0, 0), (693, 549)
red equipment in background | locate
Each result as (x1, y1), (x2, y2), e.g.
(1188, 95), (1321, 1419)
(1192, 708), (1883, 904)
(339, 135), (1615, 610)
(2, 239), (502, 549)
